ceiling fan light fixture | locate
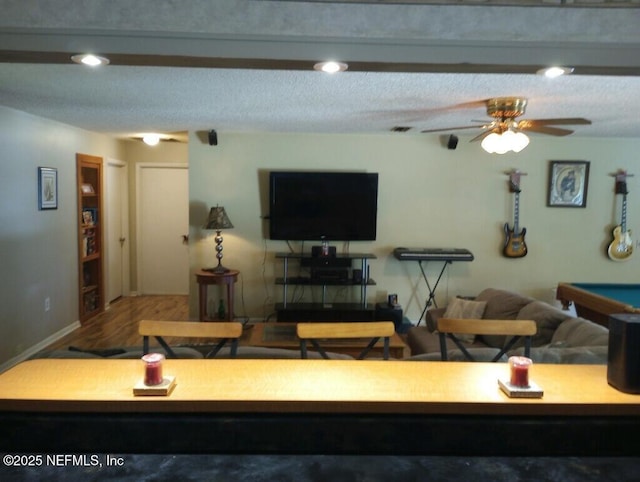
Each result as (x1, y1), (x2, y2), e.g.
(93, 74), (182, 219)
(481, 132), (505, 154)
(313, 61), (348, 74)
(510, 131), (530, 152)
(481, 130), (529, 154)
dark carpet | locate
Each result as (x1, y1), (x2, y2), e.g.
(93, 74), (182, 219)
(3, 455), (640, 481)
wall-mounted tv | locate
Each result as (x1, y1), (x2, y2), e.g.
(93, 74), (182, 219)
(269, 171), (378, 241)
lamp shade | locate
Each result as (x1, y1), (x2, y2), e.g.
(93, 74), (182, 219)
(203, 206), (234, 230)
(481, 130), (529, 154)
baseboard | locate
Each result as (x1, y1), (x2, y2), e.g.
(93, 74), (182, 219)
(0, 320), (81, 374)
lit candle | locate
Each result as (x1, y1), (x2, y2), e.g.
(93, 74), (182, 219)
(142, 353), (165, 386)
(509, 356), (532, 388)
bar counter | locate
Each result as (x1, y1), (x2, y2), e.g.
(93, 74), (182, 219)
(1, 359), (639, 455)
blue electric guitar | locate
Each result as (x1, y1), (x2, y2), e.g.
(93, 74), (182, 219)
(607, 176), (633, 262)
(503, 172), (528, 258)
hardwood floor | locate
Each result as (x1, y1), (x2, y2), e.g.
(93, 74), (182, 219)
(43, 295), (192, 352)
(40, 295), (410, 356)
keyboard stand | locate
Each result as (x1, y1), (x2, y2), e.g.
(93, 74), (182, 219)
(417, 259), (451, 326)
(393, 248), (474, 326)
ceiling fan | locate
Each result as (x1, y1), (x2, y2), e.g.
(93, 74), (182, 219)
(421, 97), (592, 153)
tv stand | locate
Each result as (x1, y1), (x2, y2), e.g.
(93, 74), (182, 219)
(274, 252), (376, 322)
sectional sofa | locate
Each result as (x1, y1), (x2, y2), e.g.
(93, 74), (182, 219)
(406, 288), (609, 364)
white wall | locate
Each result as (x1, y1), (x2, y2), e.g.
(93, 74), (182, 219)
(0, 106), (124, 369)
(189, 131), (640, 322)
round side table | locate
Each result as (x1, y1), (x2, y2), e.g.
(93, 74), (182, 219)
(195, 269), (239, 321)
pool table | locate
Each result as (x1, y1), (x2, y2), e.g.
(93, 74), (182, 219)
(557, 282), (640, 327)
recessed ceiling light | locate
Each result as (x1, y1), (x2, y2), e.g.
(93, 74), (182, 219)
(537, 66), (573, 78)
(71, 54), (110, 66)
(313, 61), (348, 74)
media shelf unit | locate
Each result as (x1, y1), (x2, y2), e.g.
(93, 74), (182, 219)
(274, 252), (376, 322)
(76, 153), (104, 323)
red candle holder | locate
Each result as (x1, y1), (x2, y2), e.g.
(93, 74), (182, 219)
(142, 353), (165, 386)
(509, 356), (532, 388)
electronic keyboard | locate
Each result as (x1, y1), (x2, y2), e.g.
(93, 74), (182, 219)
(393, 247), (474, 262)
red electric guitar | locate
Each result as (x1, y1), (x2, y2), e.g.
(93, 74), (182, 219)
(607, 172), (633, 262)
(503, 171), (528, 258)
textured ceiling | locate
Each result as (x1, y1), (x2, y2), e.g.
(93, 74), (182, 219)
(1, 64), (638, 139)
(1, 0), (639, 141)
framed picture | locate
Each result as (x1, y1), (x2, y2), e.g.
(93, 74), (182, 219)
(38, 167), (58, 210)
(81, 183), (95, 194)
(547, 161), (590, 208)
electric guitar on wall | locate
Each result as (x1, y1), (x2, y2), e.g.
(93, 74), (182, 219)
(503, 171), (528, 258)
(607, 172), (633, 262)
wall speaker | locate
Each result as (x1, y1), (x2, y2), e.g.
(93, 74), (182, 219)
(607, 313), (640, 393)
(447, 134), (459, 150)
(208, 129), (218, 146)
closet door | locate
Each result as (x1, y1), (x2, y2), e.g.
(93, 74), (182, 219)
(106, 158), (129, 303)
(137, 164), (189, 295)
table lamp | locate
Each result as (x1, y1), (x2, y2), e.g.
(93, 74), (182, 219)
(203, 205), (234, 274)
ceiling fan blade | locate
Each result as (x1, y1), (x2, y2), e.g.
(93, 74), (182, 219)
(469, 130), (495, 143)
(421, 125), (484, 133)
(523, 118), (591, 126)
(519, 125), (574, 136)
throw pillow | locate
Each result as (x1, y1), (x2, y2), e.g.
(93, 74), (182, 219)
(442, 297), (488, 343)
(516, 301), (570, 347)
(474, 289), (535, 347)
(475, 288), (534, 320)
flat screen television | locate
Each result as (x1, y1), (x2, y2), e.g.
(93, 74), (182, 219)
(269, 171), (378, 241)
